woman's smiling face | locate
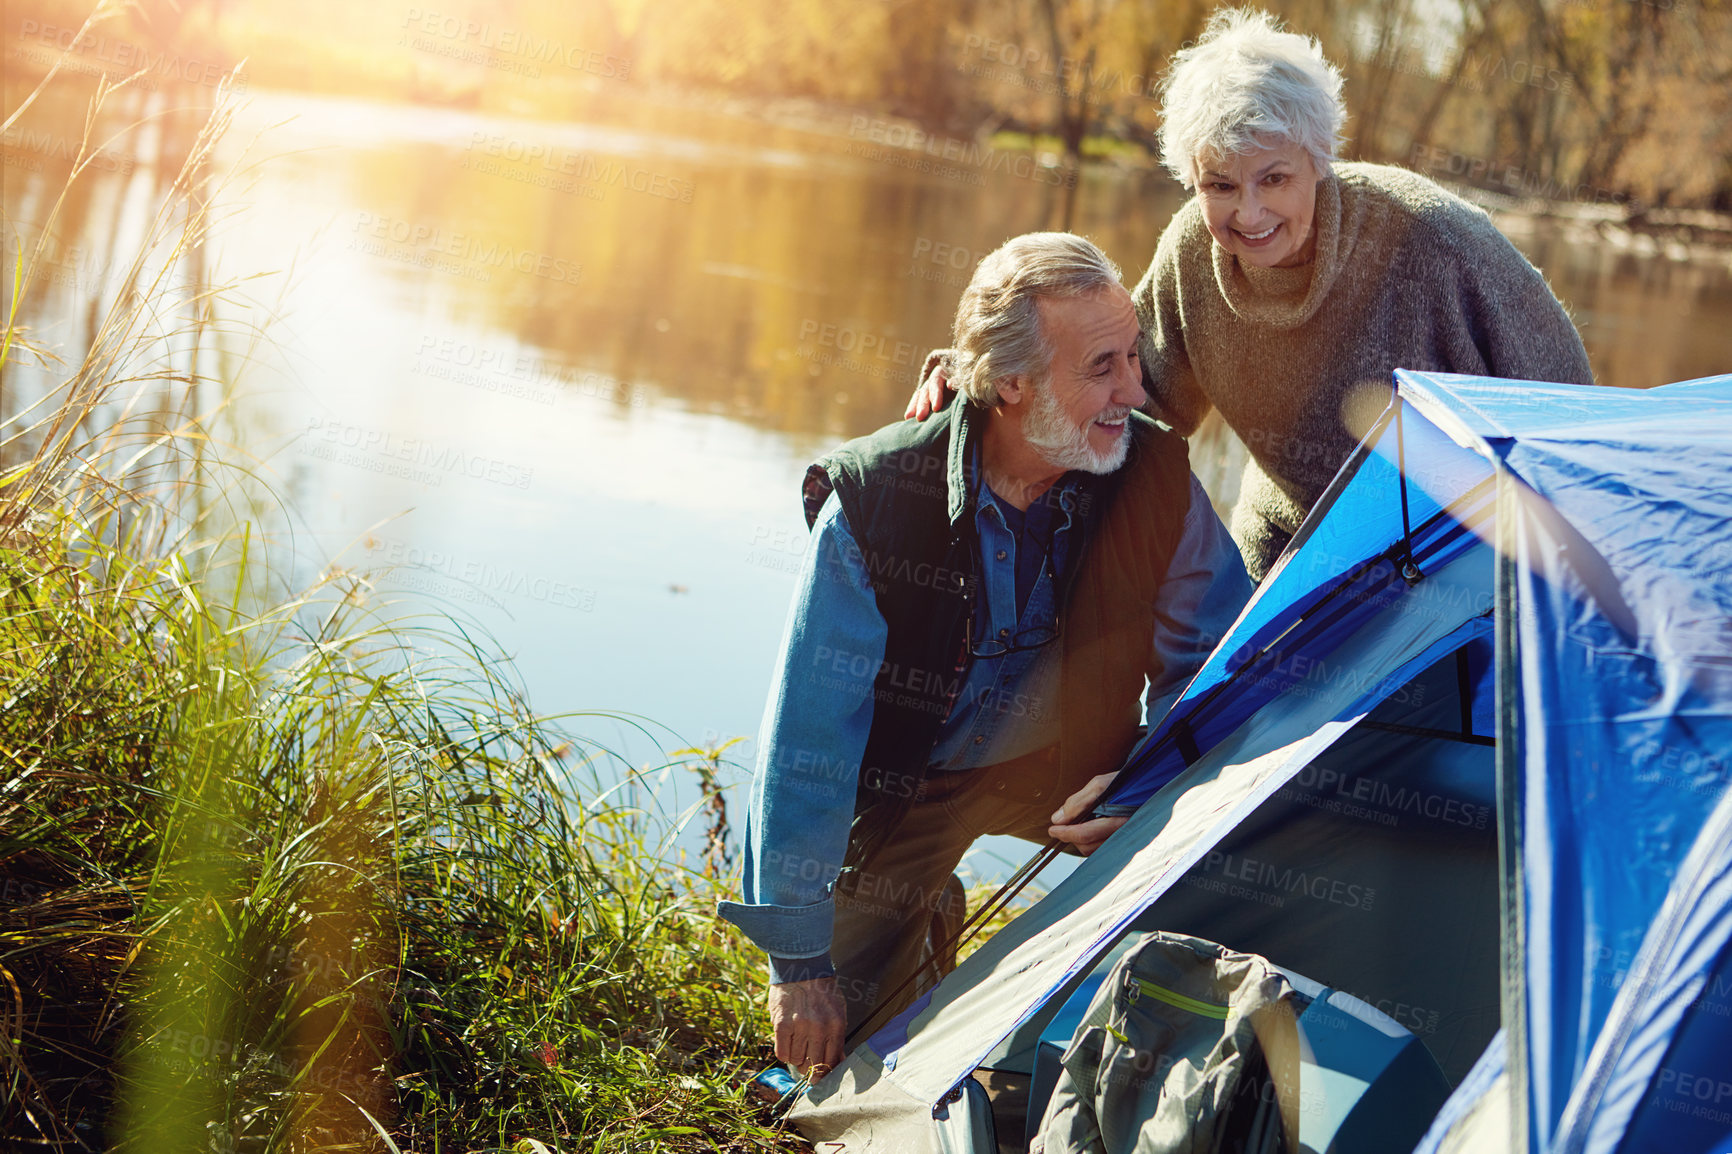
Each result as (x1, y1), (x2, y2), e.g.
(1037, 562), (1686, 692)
(1193, 138), (1321, 269)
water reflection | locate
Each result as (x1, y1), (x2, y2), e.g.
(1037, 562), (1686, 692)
(220, 88), (1732, 449)
(6, 80), (1731, 874)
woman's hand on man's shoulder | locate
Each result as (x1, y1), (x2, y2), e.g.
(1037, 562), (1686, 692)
(905, 349), (956, 421)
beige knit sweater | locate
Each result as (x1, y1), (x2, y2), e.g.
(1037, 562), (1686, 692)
(1134, 162), (1594, 579)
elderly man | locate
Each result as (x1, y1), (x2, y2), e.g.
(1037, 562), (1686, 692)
(718, 233), (1251, 1076)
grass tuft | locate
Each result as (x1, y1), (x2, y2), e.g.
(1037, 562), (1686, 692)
(2, 42), (802, 1154)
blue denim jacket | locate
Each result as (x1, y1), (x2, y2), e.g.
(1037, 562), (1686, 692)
(716, 460), (1251, 974)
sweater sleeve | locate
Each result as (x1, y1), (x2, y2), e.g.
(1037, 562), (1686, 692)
(1455, 212), (1596, 388)
(1132, 210), (1214, 436)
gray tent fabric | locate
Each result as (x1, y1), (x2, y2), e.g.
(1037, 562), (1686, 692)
(1034, 933), (1299, 1154)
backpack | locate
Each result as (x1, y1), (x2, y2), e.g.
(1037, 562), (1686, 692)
(1032, 932), (1301, 1154)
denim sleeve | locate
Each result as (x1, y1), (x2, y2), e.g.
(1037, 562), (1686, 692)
(715, 495), (885, 965)
(767, 952), (838, 985)
(1145, 475), (1254, 725)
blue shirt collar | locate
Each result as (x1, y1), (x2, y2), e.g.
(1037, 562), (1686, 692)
(967, 432), (1082, 532)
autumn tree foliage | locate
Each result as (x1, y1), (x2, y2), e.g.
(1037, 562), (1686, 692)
(15, 0), (1732, 207)
(604, 0), (1732, 209)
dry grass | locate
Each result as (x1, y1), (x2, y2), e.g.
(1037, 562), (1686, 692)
(1, 55), (803, 1154)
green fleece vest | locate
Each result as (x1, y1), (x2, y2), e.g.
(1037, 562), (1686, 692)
(802, 401), (1193, 849)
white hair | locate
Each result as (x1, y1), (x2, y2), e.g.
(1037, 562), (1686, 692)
(950, 232), (1122, 406)
(1158, 8), (1346, 188)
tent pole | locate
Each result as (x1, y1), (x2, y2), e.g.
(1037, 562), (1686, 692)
(845, 840), (1064, 1047)
(1494, 461), (1531, 1154)
(1396, 388), (1422, 584)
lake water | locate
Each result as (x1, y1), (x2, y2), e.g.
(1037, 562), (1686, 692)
(7, 82), (1731, 880)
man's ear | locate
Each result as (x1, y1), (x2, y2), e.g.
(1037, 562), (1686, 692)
(995, 375), (1027, 407)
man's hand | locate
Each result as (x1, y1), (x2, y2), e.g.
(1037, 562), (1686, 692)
(1049, 771), (1128, 855)
(904, 350), (955, 421)
(768, 976), (846, 1078)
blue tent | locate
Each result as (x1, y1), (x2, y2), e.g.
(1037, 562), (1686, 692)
(790, 371), (1732, 1154)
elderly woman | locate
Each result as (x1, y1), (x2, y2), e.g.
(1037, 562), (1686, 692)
(916, 8), (1594, 580)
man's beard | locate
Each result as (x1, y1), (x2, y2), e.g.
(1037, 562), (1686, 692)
(1023, 380), (1132, 474)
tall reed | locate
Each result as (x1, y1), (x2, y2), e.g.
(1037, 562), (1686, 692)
(2, 53), (796, 1154)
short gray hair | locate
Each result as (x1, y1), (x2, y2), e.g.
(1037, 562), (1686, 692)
(950, 233), (1122, 406)
(1158, 8), (1346, 188)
